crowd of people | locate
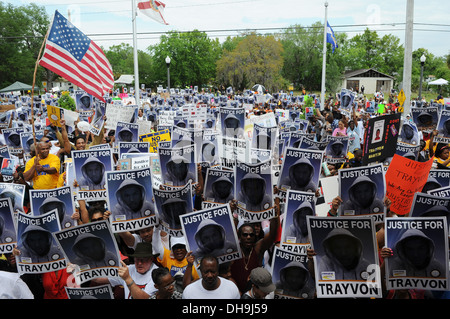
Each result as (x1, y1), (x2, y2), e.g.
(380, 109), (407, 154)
(0, 85), (449, 301)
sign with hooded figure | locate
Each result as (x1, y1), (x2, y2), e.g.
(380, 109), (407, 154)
(220, 107), (245, 139)
(281, 190), (316, 246)
(398, 120), (420, 146)
(271, 246), (315, 299)
(0, 198), (16, 255)
(338, 164), (385, 225)
(159, 144), (196, 188)
(72, 148), (114, 201)
(153, 182), (193, 237)
(434, 109), (450, 144)
(307, 216), (382, 298)
(30, 186), (76, 230)
(385, 217), (449, 291)
(411, 106), (438, 133)
(235, 160), (275, 222)
(16, 209), (66, 275)
(53, 220), (121, 284)
(180, 203), (241, 265)
(325, 136), (349, 164)
(0, 182), (25, 214)
(106, 167), (157, 233)
(409, 192), (450, 231)
(278, 147), (323, 200)
(202, 168), (234, 209)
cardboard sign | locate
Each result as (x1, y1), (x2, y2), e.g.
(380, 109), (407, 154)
(385, 154), (433, 215)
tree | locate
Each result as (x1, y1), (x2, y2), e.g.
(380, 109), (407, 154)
(0, 2), (50, 89)
(148, 30), (221, 88)
(216, 33), (286, 91)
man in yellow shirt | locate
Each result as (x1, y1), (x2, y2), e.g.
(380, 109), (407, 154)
(23, 140), (60, 189)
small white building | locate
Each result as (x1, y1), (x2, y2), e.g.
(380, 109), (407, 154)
(43, 78), (79, 93)
(340, 68), (394, 95)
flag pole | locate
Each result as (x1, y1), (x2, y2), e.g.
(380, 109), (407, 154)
(132, 0), (141, 107)
(320, 1), (328, 112)
(30, 17), (52, 151)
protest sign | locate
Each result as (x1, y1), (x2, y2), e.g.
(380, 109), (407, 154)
(409, 192), (450, 230)
(411, 106), (439, 133)
(139, 129), (171, 153)
(202, 168), (234, 209)
(30, 186), (76, 229)
(3, 127), (25, 156)
(422, 169), (450, 193)
(65, 284), (114, 299)
(90, 100), (106, 136)
(338, 164), (385, 224)
(0, 182), (25, 214)
(118, 141), (150, 158)
(153, 182), (193, 237)
(53, 220), (121, 284)
(104, 103), (136, 130)
(325, 136), (348, 164)
(180, 203), (241, 265)
(385, 217), (449, 291)
(46, 104), (63, 127)
(362, 113), (401, 165)
(428, 185), (450, 198)
(72, 148), (114, 201)
(235, 160), (275, 222)
(0, 198), (16, 255)
(398, 120), (420, 146)
(281, 190), (315, 245)
(220, 106), (245, 139)
(106, 166), (157, 233)
(159, 144), (196, 187)
(251, 123), (277, 151)
(20, 130), (44, 159)
(271, 246), (315, 299)
(201, 133), (220, 166)
(278, 147), (323, 196)
(16, 209), (66, 275)
(307, 216), (382, 298)
(220, 136), (249, 169)
(385, 154), (433, 215)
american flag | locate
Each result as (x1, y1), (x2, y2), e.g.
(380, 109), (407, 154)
(39, 11), (114, 101)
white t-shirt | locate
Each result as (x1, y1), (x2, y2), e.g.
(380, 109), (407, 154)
(108, 263), (158, 299)
(182, 276), (240, 299)
(0, 271), (34, 299)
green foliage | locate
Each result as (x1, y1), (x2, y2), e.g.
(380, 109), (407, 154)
(58, 91), (76, 111)
(148, 30), (221, 88)
(0, 2), (50, 88)
(216, 33), (285, 91)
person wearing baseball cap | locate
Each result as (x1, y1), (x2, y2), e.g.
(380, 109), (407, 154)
(241, 267), (275, 299)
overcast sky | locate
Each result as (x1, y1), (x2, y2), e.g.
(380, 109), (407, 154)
(7, 0), (450, 58)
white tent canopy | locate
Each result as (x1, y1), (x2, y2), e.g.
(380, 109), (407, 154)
(114, 74), (134, 85)
(428, 78), (448, 85)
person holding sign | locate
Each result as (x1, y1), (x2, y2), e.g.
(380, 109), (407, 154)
(23, 140), (60, 190)
(341, 176), (384, 215)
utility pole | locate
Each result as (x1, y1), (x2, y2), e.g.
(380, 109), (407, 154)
(402, 0), (414, 115)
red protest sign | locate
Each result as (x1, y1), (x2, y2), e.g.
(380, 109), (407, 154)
(385, 154), (433, 215)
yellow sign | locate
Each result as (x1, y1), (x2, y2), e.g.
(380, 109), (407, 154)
(46, 104), (62, 127)
(398, 89), (406, 107)
(139, 129), (171, 153)
(397, 106), (404, 113)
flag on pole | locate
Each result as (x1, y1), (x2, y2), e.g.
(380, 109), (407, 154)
(137, 0), (169, 25)
(326, 22), (338, 53)
(39, 11), (114, 102)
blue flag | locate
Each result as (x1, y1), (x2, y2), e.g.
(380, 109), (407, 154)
(326, 22), (338, 53)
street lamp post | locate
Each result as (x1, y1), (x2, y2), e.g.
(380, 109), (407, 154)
(419, 54), (426, 101)
(165, 56), (171, 90)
